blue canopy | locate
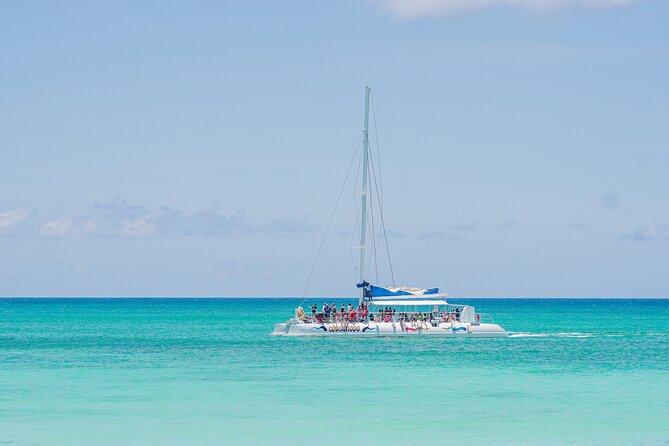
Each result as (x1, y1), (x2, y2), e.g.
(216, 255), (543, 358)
(369, 285), (439, 297)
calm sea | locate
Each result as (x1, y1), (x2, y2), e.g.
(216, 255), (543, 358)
(1, 298), (667, 446)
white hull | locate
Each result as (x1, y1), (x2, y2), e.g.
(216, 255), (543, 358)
(272, 319), (507, 337)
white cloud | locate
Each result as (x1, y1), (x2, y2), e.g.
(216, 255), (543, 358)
(40, 217), (97, 238)
(0, 209), (30, 234)
(4, 197), (315, 239)
(92, 197), (312, 238)
(40, 217), (74, 238)
(119, 217), (160, 238)
(256, 214), (314, 236)
(81, 219), (97, 234)
(93, 197), (251, 238)
(619, 223), (669, 242)
(382, 0), (637, 18)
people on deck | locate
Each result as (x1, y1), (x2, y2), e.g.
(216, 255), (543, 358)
(295, 303), (466, 326)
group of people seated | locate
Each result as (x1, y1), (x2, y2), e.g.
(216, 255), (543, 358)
(295, 303), (463, 324)
(396, 309), (461, 323)
(307, 302), (370, 323)
(294, 303), (370, 322)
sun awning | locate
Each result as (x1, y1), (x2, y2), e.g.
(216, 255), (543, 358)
(369, 293), (448, 300)
(368, 300), (448, 306)
(370, 284), (441, 297)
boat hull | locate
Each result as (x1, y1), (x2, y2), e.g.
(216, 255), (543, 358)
(272, 320), (507, 337)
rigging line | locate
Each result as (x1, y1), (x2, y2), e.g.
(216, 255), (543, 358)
(348, 147), (363, 284)
(362, 151), (376, 284)
(300, 133), (363, 303)
(371, 95), (428, 237)
(371, 91), (383, 208)
(368, 173), (379, 284)
(349, 138), (363, 269)
(367, 145), (396, 287)
(371, 94), (437, 264)
(391, 254), (416, 288)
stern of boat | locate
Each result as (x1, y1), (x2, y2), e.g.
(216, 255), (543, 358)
(272, 323), (288, 336)
(468, 322), (508, 337)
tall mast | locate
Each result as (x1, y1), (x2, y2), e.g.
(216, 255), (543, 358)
(359, 85), (370, 305)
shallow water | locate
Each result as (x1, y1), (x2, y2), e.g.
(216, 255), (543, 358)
(1, 298), (668, 445)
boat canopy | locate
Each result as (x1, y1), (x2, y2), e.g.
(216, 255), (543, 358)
(370, 284), (443, 297)
(369, 300), (448, 307)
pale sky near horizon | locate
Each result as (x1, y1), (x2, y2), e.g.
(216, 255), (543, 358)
(1, 0), (667, 297)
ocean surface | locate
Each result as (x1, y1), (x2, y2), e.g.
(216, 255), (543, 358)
(1, 298), (667, 446)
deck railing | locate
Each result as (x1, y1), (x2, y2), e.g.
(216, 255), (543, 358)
(304, 311), (474, 325)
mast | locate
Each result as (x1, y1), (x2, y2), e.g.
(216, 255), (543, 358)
(359, 85), (370, 305)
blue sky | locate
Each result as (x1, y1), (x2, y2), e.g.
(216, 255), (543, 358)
(1, 0), (667, 297)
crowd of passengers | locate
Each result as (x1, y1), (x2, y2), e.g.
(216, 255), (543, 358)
(296, 303), (462, 323)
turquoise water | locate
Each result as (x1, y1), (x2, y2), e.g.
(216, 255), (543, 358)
(1, 298), (668, 446)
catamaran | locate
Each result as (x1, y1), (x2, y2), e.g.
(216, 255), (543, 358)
(272, 87), (507, 337)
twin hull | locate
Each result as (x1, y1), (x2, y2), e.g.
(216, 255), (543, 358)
(272, 320), (507, 337)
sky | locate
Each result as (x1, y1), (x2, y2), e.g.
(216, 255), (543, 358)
(1, 0), (667, 297)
